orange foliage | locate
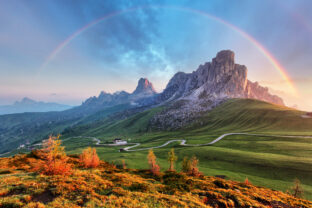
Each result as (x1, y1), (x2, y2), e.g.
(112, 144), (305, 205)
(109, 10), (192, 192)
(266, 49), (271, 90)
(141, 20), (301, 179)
(244, 177), (251, 185)
(147, 149), (160, 176)
(0, 153), (312, 208)
(79, 147), (100, 168)
(38, 135), (71, 175)
(189, 156), (201, 177)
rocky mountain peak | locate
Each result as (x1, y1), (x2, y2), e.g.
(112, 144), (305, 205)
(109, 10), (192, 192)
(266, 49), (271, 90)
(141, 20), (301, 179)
(213, 50), (235, 65)
(159, 50), (283, 105)
(151, 50), (285, 130)
(133, 78), (156, 95)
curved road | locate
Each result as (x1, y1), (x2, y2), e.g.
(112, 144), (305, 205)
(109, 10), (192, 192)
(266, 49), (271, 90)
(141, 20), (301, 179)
(1, 133), (312, 156)
(92, 133), (312, 152)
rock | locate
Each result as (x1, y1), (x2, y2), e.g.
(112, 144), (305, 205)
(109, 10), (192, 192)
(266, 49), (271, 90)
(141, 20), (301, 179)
(157, 50), (283, 105)
(82, 78), (157, 109)
(132, 78), (156, 96)
(150, 50), (285, 130)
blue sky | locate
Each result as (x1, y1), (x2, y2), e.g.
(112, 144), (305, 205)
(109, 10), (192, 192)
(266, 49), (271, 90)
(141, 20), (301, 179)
(0, 0), (312, 110)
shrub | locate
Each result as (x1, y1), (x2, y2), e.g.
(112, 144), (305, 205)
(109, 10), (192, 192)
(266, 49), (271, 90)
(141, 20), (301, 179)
(80, 147), (100, 169)
(162, 171), (193, 193)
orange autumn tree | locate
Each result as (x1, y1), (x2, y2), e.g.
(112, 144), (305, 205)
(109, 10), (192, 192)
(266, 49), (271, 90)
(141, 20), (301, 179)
(147, 149), (160, 176)
(40, 135), (71, 175)
(80, 147), (100, 168)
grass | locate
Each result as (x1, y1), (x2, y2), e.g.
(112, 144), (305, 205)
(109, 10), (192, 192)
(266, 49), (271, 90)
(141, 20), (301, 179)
(61, 99), (312, 200)
(2, 98), (312, 201)
(64, 133), (312, 200)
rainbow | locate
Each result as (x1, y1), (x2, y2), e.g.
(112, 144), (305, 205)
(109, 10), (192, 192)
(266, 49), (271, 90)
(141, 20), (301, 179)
(40, 5), (297, 94)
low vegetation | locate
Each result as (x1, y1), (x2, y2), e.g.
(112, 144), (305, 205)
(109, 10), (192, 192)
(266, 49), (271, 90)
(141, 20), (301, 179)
(0, 141), (311, 207)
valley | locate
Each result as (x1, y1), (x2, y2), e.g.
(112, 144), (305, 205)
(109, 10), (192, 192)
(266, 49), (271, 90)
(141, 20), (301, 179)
(1, 51), (311, 203)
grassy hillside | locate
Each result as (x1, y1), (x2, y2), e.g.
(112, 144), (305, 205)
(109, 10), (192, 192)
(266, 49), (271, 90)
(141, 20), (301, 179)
(193, 99), (312, 135)
(0, 153), (311, 208)
(59, 99), (312, 200)
(2, 99), (312, 200)
(0, 104), (134, 154)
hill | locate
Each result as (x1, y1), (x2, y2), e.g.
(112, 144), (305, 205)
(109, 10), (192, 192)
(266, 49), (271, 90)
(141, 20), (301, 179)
(58, 99), (312, 200)
(0, 153), (311, 208)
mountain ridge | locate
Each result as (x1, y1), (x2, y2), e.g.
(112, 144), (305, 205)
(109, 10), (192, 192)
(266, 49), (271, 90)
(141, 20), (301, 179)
(0, 97), (73, 115)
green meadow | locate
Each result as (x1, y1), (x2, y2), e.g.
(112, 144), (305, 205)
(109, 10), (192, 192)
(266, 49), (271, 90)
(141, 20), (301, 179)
(6, 99), (312, 199)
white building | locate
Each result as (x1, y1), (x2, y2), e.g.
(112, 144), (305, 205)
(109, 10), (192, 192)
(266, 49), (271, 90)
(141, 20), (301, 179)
(113, 138), (127, 145)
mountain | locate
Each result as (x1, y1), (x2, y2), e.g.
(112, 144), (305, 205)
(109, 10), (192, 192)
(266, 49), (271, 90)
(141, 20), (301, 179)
(157, 50), (283, 105)
(150, 50), (285, 129)
(132, 78), (156, 96)
(0, 79), (157, 153)
(82, 78), (157, 110)
(0, 50), (287, 153)
(0, 97), (73, 115)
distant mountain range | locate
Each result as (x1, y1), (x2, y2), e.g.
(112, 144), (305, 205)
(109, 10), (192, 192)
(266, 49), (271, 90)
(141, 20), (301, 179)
(0, 97), (73, 115)
(0, 50), (288, 153)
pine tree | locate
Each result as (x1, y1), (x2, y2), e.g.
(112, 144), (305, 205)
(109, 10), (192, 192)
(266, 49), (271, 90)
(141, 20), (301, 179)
(147, 149), (160, 176)
(168, 148), (177, 171)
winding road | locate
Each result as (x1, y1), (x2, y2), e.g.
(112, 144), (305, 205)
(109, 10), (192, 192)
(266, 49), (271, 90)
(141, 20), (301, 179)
(1, 133), (312, 156)
(120, 133), (312, 151)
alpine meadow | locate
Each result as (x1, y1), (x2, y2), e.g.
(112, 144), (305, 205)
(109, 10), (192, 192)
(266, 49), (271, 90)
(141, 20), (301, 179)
(0, 1), (312, 207)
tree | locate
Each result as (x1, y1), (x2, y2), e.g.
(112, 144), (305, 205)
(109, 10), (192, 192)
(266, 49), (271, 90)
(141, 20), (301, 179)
(80, 147), (100, 168)
(291, 178), (304, 198)
(189, 156), (200, 176)
(122, 159), (127, 169)
(181, 156), (191, 173)
(181, 156), (200, 176)
(244, 177), (251, 185)
(40, 135), (71, 175)
(168, 148), (177, 171)
(147, 149), (160, 176)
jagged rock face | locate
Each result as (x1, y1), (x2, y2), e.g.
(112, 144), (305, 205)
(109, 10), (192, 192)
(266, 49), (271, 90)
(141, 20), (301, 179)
(132, 78), (156, 96)
(158, 50), (283, 105)
(151, 50), (284, 130)
(82, 78), (157, 109)
(245, 81), (284, 105)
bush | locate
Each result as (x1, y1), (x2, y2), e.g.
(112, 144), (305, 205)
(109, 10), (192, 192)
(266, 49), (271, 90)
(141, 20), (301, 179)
(80, 147), (100, 169)
(162, 171), (193, 193)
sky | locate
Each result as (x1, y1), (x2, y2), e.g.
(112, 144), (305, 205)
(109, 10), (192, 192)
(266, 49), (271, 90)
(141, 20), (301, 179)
(0, 0), (311, 110)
